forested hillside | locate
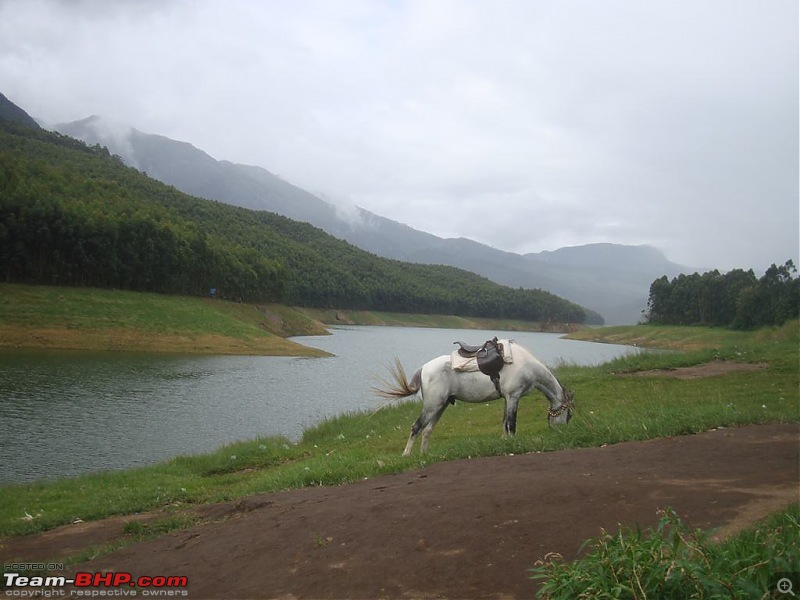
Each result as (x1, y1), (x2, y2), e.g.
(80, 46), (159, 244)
(0, 119), (590, 323)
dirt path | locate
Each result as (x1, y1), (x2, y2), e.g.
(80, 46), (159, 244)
(2, 423), (798, 599)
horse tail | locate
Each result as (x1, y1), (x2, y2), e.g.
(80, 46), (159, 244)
(372, 358), (422, 399)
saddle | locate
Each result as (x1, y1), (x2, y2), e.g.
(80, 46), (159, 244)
(453, 337), (506, 395)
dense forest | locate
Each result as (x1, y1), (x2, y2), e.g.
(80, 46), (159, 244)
(0, 118), (594, 324)
(645, 261), (798, 329)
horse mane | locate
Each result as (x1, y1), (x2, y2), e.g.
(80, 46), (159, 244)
(372, 358), (421, 399)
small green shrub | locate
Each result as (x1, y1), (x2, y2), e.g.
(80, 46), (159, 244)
(531, 504), (800, 599)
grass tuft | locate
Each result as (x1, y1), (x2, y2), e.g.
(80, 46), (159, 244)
(531, 504), (800, 599)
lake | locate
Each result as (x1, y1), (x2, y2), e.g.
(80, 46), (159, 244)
(0, 326), (642, 484)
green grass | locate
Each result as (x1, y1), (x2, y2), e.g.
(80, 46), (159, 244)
(0, 321), (796, 539)
(0, 283), (244, 333)
(0, 282), (330, 355)
(531, 504), (800, 599)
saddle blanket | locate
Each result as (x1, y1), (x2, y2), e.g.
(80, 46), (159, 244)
(450, 342), (514, 372)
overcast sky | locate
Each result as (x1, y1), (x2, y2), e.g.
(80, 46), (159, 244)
(1, 0), (797, 272)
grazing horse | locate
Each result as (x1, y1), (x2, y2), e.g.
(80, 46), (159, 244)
(374, 339), (574, 455)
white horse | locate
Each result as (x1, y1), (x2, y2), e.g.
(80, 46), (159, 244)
(374, 339), (574, 455)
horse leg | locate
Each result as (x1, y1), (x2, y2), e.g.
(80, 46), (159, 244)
(402, 421), (421, 456)
(503, 395), (520, 437)
(403, 410), (430, 456)
(420, 403), (449, 453)
(403, 400), (449, 456)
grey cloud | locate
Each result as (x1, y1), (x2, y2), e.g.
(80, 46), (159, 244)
(0, 0), (796, 273)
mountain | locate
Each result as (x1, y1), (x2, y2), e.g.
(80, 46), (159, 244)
(524, 244), (688, 325)
(54, 116), (693, 324)
(0, 93), (41, 129)
(53, 116), (447, 256)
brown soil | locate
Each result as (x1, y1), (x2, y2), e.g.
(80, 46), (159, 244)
(623, 360), (768, 379)
(2, 423), (798, 599)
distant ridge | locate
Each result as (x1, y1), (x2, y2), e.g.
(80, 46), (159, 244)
(532, 243), (673, 271)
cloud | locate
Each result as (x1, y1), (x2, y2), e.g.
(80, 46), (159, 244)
(0, 0), (796, 272)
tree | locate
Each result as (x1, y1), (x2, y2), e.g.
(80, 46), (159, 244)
(646, 262), (797, 329)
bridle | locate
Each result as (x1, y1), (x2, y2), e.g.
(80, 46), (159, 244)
(548, 388), (575, 421)
(548, 403), (572, 419)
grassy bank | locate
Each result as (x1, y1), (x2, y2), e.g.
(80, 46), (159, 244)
(1, 321), (797, 539)
(564, 322), (782, 351)
(0, 283), (330, 356)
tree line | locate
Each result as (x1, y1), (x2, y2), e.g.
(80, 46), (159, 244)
(645, 261), (798, 329)
(0, 119), (592, 324)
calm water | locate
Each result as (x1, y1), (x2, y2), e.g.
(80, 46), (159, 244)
(0, 327), (642, 484)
